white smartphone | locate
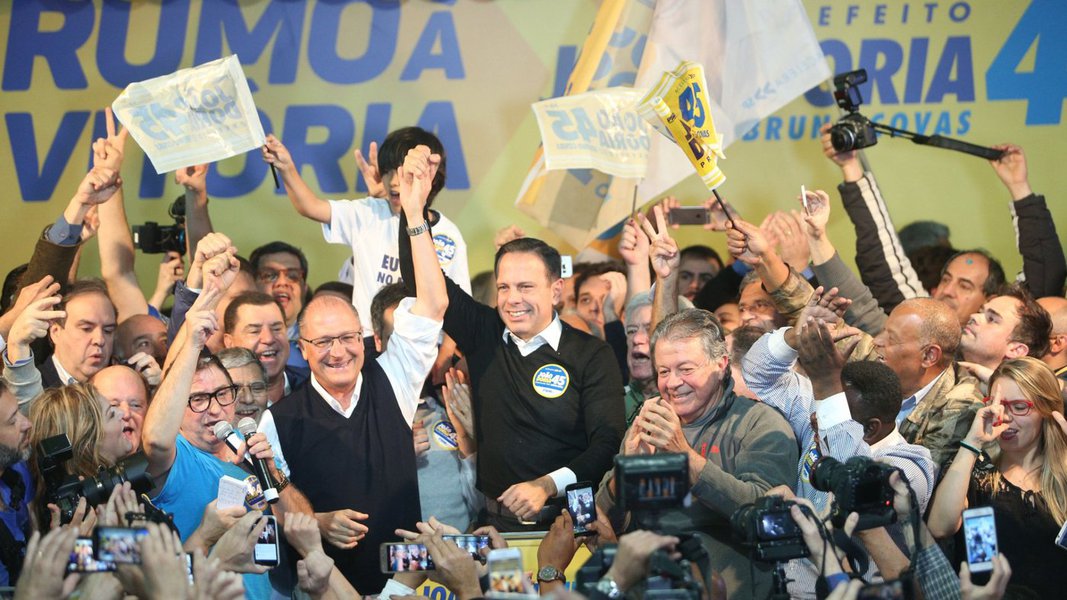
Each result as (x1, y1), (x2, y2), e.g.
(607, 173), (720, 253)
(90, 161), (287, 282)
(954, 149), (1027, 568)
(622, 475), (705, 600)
(560, 255), (573, 279)
(962, 506), (997, 572)
(486, 548), (533, 598)
(800, 184), (810, 214)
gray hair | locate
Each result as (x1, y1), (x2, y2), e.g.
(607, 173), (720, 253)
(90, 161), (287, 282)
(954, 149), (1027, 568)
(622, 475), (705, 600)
(216, 347), (267, 383)
(650, 308), (728, 363)
(624, 291), (653, 326)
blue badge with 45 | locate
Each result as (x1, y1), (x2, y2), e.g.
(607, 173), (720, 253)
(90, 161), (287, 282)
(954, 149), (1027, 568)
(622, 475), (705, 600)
(532, 364), (569, 398)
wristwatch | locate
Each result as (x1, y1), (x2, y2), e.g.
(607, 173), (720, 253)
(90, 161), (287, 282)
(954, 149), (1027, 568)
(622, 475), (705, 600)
(536, 565), (566, 584)
(595, 575), (623, 599)
(273, 470), (291, 493)
(406, 221), (430, 236)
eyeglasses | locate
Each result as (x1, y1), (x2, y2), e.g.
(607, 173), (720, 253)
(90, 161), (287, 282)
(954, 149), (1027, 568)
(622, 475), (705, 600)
(257, 268), (304, 284)
(300, 332), (364, 351)
(188, 385), (238, 413)
(235, 382), (268, 399)
(982, 397), (1037, 417)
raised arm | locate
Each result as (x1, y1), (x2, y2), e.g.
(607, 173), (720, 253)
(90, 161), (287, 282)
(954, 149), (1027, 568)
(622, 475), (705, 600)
(725, 218), (789, 291)
(989, 143), (1066, 297)
(175, 163), (214, 256)
(142, 284), (222, 480)
(640, 205), (679, 332)
(262, 134), (332, 224)
(399, 145), (448, 321)
(94, 108), (150, 321)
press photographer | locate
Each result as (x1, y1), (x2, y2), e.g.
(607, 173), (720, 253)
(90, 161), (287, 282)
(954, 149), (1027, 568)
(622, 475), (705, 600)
(594, 308), (797, 598)
(28, 383), (152, 528)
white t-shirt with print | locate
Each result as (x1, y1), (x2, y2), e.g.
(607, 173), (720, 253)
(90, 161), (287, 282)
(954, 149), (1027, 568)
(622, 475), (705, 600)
(323, 197), (471, 325)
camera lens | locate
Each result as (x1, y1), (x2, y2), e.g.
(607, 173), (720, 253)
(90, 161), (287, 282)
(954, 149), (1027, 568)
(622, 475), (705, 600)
(830, 123), (857, 152)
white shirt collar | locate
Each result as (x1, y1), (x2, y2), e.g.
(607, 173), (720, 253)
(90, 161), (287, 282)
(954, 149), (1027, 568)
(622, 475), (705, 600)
(870, 427), (907, 452)
(52, 355), (78, 385)
(502, 315), (563, 357)
(309, 372), (364, 418)
(913, 369), (946, 405)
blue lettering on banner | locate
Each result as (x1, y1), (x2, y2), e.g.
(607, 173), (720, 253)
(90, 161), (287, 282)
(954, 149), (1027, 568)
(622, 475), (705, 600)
(985, 0), (1067, 125)
(532, 364), (569, 399)
(434, 234), (457, 266)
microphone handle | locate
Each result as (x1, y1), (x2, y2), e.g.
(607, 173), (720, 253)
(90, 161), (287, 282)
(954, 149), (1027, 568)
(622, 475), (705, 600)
(224, 433), (254, 467)
(241, 431), (280, 504)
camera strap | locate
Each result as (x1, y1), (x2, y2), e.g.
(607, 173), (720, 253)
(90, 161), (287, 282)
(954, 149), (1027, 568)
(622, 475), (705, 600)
(830, 527), (870, 580)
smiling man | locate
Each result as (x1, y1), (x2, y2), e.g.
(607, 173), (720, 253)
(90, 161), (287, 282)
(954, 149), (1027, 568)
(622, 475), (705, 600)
(222, 291), (308, 405)
(595, 309), (796, 599)
(872, 298), (984, 466)
(398, 231), (625, 532)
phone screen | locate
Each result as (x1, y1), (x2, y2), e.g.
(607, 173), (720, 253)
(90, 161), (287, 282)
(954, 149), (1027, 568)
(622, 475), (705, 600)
(858, 580), (905, 600)
(566, 483), (597, 536)
(963, 510), (997, 571)
(253, 515), (279, 566)
(68, 537), (116, 573)
(381, 535), (489, 572)
(488, 554), (526, 595)
(95, 527), (148, 564)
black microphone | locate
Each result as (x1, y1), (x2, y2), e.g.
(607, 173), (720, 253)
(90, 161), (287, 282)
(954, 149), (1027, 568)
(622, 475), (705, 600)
(228, 418), (280, 504)
(212, 421), (253, 467)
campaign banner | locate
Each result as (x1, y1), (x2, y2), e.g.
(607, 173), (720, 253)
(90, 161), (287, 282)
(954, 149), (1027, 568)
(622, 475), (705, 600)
(111, 55), (265, 174)
(532, 88), (650, 179)
(637, 61), (726, 190)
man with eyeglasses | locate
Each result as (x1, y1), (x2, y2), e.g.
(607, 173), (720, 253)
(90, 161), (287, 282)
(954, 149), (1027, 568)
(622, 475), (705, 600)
(249, 241), (311, 372)
(259, 145), (448, 594)
(218, 347), (271, 424)
(222, 291), (309, 406)
(142, 253), (313, 600)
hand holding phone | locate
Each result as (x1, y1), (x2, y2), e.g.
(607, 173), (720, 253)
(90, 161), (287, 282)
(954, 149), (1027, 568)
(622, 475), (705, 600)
(94, 526), (148, 564)
(254, 515), (280, 567)
(962, 506), (997, 573)
(565, 482), (597, 537)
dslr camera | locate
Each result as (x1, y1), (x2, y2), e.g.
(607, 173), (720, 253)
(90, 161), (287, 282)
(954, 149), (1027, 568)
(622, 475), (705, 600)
(731, 495), (810, 562)
(829, 69), (878, 153)
(615, 453), (690, 524)
(133, 196), (186, 255)
(38, 434), (154, 525)
(575, 532), (708, 600)
(810, 455), (897, 531)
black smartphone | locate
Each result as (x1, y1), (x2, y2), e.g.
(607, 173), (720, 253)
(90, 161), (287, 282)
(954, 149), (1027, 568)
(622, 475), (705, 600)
(858, 579), (911, 599)
(68, 537), (116, 573)
(667, 206), (710, 226)
(254, 515), (279, 567)
(94, 526), (148, 564)
(566, 481), (597, 537)
(379, 535), (489, 573)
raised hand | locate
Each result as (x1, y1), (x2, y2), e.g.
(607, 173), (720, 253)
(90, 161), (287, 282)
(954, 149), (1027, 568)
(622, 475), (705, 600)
(185, 286), (221, 350)
(201, 252), (240, 296)
(7, 294), (63, 359)
(965, 404), (1009, 446)
(14, 527), (81, 600)
(209, 511), (269, 574)
(799, 189), (832, 240)
(702, 195), (740, 232)
(618, 216), (650, 267)
(76, 166), (123, 206)
(442, 368), (474, 445)
(639, 205), (679, 280)
(140, 523), (191, 600)
(93, 107), (129, 172)
(175, 164), (208, 196)
(398, 144), (441, 216)
(261, 134), (295, 173)
(988, 143), (1031, 200)
(725, 218), (766, 266)
(766, 211), (810, 271)
(354, 141), (386, 198)
(187, 232), (237, 289)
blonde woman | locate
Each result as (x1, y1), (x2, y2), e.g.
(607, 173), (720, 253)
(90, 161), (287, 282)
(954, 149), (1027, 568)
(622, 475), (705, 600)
(29, 383), (134, 528)
(929, 357), (1067, 597)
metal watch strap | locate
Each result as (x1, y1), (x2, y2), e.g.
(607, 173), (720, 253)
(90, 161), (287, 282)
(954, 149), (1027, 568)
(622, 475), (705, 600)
(406, 221), (430, 236)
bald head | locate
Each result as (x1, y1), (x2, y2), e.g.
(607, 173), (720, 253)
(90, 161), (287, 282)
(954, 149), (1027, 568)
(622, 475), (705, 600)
(1039, 297), (1067, 367)
(907, 298), (961, 367)
(114, 314), (168, 364)
(90, 365), (149, 454)
(299, 294), (362, 332)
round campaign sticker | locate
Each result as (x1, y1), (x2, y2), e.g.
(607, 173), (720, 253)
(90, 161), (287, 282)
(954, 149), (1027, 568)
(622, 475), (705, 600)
(244, 475), (268, 510)
(433, 420), (459, 450)
(434, 234), (457, 266)
(800, 445), (822, 484)
(532, 364), (570, 398)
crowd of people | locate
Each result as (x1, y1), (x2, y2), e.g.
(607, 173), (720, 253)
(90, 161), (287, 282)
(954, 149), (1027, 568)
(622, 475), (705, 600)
(0, 103), (1062, 600)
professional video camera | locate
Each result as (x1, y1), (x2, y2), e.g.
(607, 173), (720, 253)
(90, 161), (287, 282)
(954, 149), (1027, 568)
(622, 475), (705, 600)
(825, 68), (1004, 160)
(575, 532), (708, 600)
(810, 455), (896, 531)
(615, 453), (690, 529)
(133, 196), (186, 255)
(731, 495), (810, 562)
(829, 70), (878, 152)
(37, 434), (154, 525)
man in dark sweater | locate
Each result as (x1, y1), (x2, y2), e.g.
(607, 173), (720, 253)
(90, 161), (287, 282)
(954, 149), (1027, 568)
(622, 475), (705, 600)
(400, 232), (626, 531)
(260, 144), (448, 594)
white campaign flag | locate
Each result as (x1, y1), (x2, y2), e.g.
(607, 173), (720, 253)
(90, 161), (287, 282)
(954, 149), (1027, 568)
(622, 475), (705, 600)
(112, 55), (265, 174)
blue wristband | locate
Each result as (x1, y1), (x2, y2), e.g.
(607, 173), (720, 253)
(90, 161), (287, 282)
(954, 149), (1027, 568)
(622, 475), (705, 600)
(825, 573), (850, 592)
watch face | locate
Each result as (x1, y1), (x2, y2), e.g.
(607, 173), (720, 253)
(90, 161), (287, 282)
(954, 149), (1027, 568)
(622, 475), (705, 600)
(537, 566), (561, 582)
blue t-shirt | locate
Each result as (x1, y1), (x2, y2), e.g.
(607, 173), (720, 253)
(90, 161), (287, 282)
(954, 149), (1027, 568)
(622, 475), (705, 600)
(0, 462), (33, 586)
(153, 435), (271, 600)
